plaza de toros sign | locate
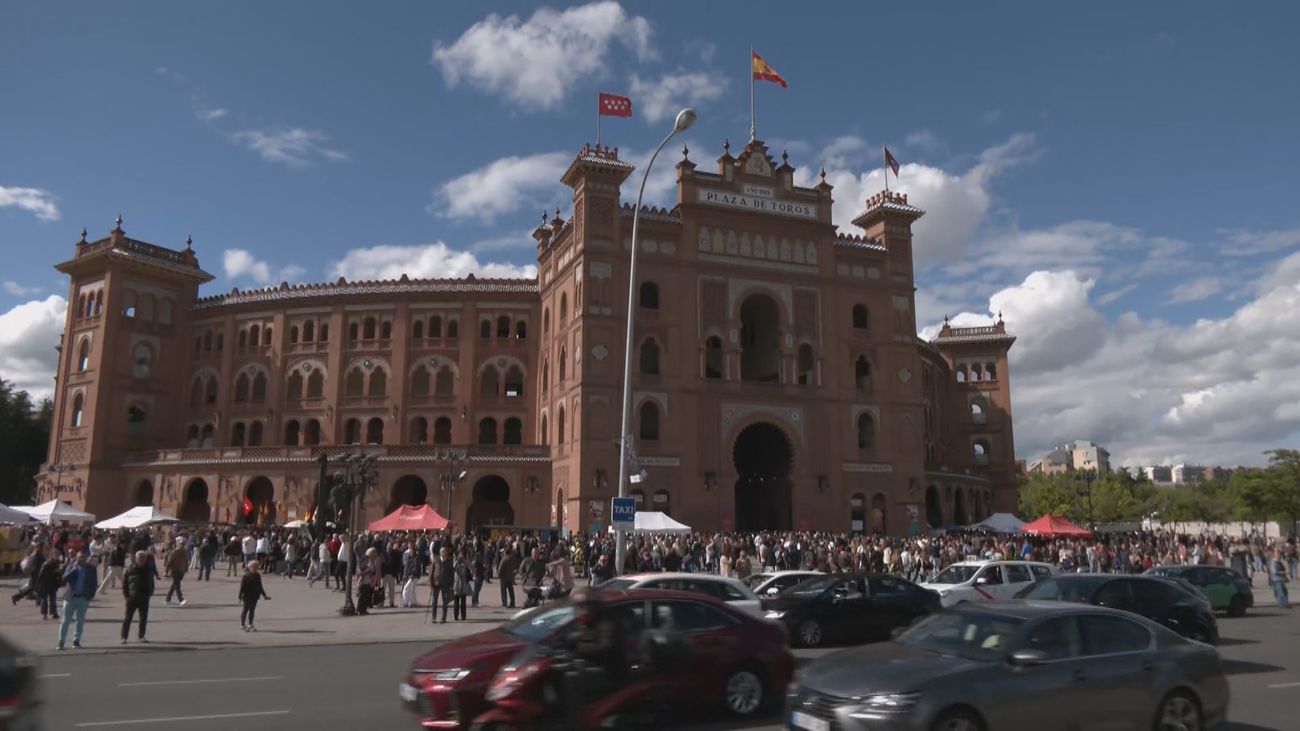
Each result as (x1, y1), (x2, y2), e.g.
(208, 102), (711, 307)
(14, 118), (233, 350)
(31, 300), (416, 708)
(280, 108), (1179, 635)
(697, 188), (818, 220)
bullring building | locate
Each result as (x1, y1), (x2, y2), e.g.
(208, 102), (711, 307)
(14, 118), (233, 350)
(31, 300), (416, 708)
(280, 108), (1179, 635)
(40, 138), (1018, 535)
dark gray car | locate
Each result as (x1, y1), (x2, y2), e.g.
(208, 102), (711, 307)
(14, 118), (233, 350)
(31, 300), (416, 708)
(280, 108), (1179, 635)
(786, 601), (1229, 731)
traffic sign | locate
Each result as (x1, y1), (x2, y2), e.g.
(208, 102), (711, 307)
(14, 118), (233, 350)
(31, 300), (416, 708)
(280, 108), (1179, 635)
(611, 497), (636, 530)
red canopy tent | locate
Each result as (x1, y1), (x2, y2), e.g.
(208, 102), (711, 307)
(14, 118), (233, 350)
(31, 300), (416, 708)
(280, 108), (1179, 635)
(1022, 515), (1093, 538)
(367, 504), (450, 533)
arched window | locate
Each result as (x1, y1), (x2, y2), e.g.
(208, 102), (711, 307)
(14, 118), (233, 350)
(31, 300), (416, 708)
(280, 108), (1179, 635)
(704, 336), (723, 380)
(318, 323), (328, 342)
(429, 316), (442, 339)
(852, 303), (869, 330)
(543, 308), (550, 334)
(344, 418), (360, 444)
(368, 367), (387, 397)
(248, 421), (263, 446)
(366, 417), (384, 445)
(203, 330), (213, 352)
(71, 393), (84, 428)
(557, 406), (566, 445)
(380, 321), (392, 340)
(740, 294), (781, 382)
(263, 326), (273, 344)
(434, 367), (454, 397)
(287, 372), (304, 400)
(186, 425), (200, 448)
(433, 417), (452, 444)
(349, 322), (359, 342)
(639, 337), (660, 375)
(304, 419), (321, 446)
(190, 379), (203, 408)
(503, 417), (523, 445)
(497, 315), (510, 339)
(558, 347), (567, 382)
(122, 290), (137, 318)
(362, 317), (376, 340)
(797, 343), (815, 386)
(559, 293), (568, 322)
(345, 368), (365, 397)
(251, 372), (268, 402)
(639, 281), (659, 310)
(303, 320), (314, 342)
(237, 330), (248, 350)
(542, 359), (550, 393)
(956, 366), (967, 383)
(413, 320), (424, 340)
(504, 366), (525, 398)
(216, 332), (224, 351)
(969, 364), (982, 382)
(478, 417), (498, 445)
(540, 413), (549, 445)
(94, 291), (104, 316)
(970, 398), (988, 425)
(857, 412), (876, 450)
(231, 422), (247, 447)
(132, 343), (152, 379)
(249, 324), (260, 347)
(306, 371), (324, 398)
(480, 319), (492, 339)
(411, 368), (431, 397)
(480, 367), (500, 397)
(78, 294), (87, 320)
(234, 373), (250, 402)
(973, 440), (990, 464)
(77, 340), (90, 372)
(200, 424), (214, 447)
(411, 417), (429, 444)
(515, 320), (527, 339)
(446, 319), (458, 339)
(283, 420), (300, 446)
(290, 325), (299, 344)
(985, 362), (997, 381)
(639, 401), (660, 441)
(855, 356), (872, 391)
(205, 377), (218, 405)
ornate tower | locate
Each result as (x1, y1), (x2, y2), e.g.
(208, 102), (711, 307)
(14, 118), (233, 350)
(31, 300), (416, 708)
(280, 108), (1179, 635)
(43, 218), (212, 517)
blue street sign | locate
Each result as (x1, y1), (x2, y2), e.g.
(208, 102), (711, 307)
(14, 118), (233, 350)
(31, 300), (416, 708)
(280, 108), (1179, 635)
(611, 497), (636, 529)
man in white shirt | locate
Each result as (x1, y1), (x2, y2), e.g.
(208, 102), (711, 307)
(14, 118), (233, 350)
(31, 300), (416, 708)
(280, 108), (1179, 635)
(336, 537), (352, 593)
(241, 533), (256, 568)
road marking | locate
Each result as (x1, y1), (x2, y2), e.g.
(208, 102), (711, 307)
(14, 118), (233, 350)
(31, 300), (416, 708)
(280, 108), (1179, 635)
(76, 710), (290, 727)
(117, 675), (283, 687)
(40, 672), (72, 678)
(1268, 681), (1300, 689)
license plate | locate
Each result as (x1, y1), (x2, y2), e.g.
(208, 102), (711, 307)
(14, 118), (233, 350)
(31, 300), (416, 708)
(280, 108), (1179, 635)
(791, 710), (830, 731)
(398, 682), (418, 703)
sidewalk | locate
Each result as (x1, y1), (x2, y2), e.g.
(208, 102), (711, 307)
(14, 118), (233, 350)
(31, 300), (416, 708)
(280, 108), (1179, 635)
(0, 570), (523, 658)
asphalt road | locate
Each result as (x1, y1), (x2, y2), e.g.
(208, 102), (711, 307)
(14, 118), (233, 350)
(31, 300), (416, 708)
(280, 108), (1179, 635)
(36, 607), (1299, 730)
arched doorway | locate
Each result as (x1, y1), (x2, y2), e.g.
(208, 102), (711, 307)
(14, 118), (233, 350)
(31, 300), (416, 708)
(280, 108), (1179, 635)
(953, 489), (969, 527)
(739, 295), (782, 382)
(133, 479), (154, 507)
(733, 422), (793, 531)
(925, 486), (942, 529)
(388, 474), (429, 514)
(179, 479), (211, 523)
(870, 494), (887, 534)
(466, 475), (514, 529)
(243, 477), (275, 526)
(554, 488), (565, 529)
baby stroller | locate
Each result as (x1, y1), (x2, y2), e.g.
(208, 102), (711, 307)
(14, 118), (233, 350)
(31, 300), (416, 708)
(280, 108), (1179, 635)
(523, 580), (571, 608)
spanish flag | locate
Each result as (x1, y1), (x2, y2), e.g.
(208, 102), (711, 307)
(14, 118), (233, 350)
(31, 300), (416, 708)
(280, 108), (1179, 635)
(752, 51), (788, 88)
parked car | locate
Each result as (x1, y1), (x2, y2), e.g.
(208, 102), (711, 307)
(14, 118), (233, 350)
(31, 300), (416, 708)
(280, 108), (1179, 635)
(0, 633), (39, 731)
(599, 572), (763, 617)
(1016, 574), (1220, 645)
(743, 570), (823, 598)
(762, 574), (940, 647)
(401, 588), (793, 728)
(919, 560), (1057, 607)
(786, 602), (1229, 731)
(1148, 565), (1255, 617)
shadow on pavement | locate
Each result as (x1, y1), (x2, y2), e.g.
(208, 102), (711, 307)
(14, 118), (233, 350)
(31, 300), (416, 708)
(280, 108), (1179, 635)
(1222, 724), (1282, 731)
(1221, 659), (1284, 675)
(1216, 637), (1260, 647)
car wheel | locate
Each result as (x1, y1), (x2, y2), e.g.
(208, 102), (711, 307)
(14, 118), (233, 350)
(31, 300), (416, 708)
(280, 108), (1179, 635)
(1154, 690), (1202, 731)
(1228, 595), (1246, 617)
(1189, 626), (1215, 645)
(931, 707), (984, 731)
(797, 620), (823, 647)
(722, 666), (764, 717)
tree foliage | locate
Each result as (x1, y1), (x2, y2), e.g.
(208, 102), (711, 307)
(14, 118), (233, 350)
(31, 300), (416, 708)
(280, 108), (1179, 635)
(0, 379), (52, 505)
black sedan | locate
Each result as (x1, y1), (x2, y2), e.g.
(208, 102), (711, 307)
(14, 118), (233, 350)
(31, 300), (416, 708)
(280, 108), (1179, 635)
(1016, 574), (1219, 645)
(762, 574), (940, 647)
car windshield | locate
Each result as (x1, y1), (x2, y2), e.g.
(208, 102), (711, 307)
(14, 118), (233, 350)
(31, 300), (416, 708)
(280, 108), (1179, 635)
(1147, 567), (1179, 577)
(931, 565), (981, 585)
(744, 574), (770, 589)
(896, 611), (1024, 661)
(500, 603), (576, 642)
(1017, 577), (1106, 602)
(785, 576), (840, 596)
(599, 579), (636, 591)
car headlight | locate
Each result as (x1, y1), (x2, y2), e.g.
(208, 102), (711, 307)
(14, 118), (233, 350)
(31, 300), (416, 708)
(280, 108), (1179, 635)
(847, 692), (920, 717)
(765, 610), (785, 619)
(412, 668), (472, 682)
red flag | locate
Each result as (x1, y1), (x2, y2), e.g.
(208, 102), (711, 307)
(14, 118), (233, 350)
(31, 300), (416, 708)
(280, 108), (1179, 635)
(884, 147), (901, 176)
(752, 51), (788, 88)
(242, 496), (253, 517)
(599, 92), (632, 117)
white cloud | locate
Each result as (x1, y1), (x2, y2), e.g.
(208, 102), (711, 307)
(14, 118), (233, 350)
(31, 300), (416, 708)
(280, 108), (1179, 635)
(628, 70), (726, 123)
(1257, 249), (1300, 295)
(904, 129), (943, 155)
(0, 186), (61, 221)
(0, 295), (66, 399)
(432, 1), (654, 110)
(4, 281), (42, 297)
(433, 151), (570, 223)
(1096, 283), (1138, 305)
(230, 128), (347, 166)
(222, 249), (305, 286)
(195, 107), (227, 121)
(1167, 276), (1223, 304)
(329, 242), (536, 281)
(1220, 227), (1300, 256)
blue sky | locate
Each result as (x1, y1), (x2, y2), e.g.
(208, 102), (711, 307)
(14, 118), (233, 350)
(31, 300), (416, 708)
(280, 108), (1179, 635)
(2, 1), (1298, 466)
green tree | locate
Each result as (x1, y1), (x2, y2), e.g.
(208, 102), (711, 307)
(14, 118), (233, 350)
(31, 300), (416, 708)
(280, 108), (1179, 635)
(0, 380), (51, 505)
(1018, 473), (1079, 521)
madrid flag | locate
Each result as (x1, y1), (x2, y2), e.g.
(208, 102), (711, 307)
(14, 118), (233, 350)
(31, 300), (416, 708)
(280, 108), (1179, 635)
(599, 92), (632, 117)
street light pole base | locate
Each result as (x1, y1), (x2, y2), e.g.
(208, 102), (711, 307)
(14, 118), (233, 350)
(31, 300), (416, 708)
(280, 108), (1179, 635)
(337, 602), (356, 616)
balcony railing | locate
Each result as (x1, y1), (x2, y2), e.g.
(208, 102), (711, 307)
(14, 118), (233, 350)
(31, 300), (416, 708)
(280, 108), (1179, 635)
(124, 443), (550, 466)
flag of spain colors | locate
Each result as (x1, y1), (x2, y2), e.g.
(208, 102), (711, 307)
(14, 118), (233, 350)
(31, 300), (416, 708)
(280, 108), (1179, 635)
(752, 51), (788, 88)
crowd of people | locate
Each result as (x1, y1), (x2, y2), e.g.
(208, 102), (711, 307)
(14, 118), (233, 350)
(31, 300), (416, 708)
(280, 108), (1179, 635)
(8, 521), (1298, 649)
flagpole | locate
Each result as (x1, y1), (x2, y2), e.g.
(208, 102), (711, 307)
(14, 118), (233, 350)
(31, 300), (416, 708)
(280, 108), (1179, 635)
(749, 47), (756, 142)
(883, 146), (889, 192)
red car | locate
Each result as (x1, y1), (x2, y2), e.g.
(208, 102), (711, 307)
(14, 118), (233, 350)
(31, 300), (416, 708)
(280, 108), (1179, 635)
(400, 588), (794, 728)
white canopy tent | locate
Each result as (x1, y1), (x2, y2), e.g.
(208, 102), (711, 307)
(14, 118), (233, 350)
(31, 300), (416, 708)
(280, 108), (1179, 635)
(94, 506), (180, 530)
(17, 499), (96, 525)
(0, 503), (36, 524)
(967, 512), (1027, 533)
(630, 511), (691, 534)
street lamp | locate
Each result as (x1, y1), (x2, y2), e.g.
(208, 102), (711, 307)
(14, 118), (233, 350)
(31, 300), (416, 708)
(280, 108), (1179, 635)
(1074, 469), (1097, 531)
(332, 452), (377, 616)
(615, 107), (696, 575)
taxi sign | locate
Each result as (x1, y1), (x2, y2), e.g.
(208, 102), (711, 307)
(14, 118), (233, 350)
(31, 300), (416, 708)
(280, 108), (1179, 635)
(611, 497), (636, 530)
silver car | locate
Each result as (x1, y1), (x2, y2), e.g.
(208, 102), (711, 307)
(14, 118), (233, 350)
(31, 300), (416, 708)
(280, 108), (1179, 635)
(787, 601), (1229, 731)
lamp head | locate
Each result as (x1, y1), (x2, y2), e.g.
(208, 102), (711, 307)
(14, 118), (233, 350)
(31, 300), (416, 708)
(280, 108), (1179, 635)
(457, 470), (469, 481)
(673, 108), (697, 133)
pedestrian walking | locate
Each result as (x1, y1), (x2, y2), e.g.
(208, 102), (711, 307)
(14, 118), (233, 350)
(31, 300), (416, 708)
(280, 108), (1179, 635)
(1269, 548), (1290, 609)
(238, 561), (271, 631)
(384, 543), (401, 608)
(11, 546), (45, 607)
(335, 537), (352, 593)
(198, 534), (218, 582)
(57, 550), (97, 650)
(471, 548), (485, 608)
(121, 551), (155, 644)
(281, 539), (298, 580)
(430, 546), (454, 623)
(97, 542), (127, 594)
(497, 548), (519, 609)
(34, 552), (63, 620)
(225, 535), (242, 576)
(164, 539), (188, 605)
(452, 552), (471, 621)
(309, 539), (332, 588)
